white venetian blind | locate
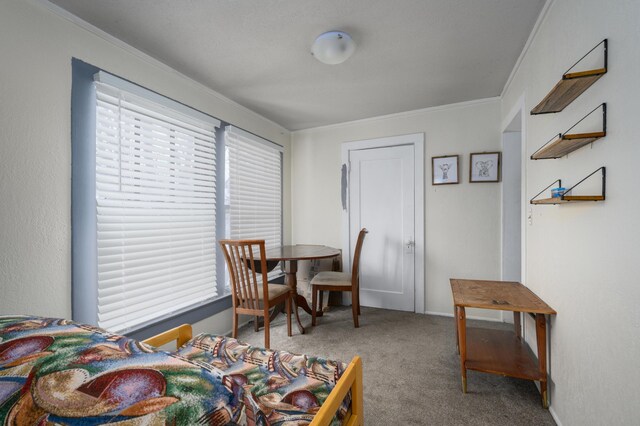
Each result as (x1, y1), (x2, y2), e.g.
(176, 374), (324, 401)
(94, 74), (220, 334)
(225, 126), (283, 254)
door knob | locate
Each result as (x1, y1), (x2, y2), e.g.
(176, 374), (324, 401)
(405, 238), (415, 254)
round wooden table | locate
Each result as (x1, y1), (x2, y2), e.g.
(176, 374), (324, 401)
(263, 245), (341, 334)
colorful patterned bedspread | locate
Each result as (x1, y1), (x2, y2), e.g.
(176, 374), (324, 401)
(0, 316), (349, 425)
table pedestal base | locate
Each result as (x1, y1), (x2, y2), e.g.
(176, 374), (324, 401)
(285, 261), (305, 334)
(260, 245), (341, 335)
(294, 291), (323, 316)
(282, 260), (326, 334)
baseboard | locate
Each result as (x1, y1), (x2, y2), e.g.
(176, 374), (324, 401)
(549, 406), (562, 426)
(424, 310), (504, 323)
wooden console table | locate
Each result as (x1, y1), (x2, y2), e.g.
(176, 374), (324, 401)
(450, 279), (557, 408)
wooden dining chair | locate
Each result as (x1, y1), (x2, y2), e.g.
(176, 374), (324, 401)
(311, 228), (368, 328)
(219, 239), (291, 349)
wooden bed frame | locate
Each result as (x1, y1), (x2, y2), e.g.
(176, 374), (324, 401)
(143, 325), (363, 426)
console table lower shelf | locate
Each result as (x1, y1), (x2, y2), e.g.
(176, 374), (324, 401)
(465, 328), (544, 381)
(450, 279), (557, 408)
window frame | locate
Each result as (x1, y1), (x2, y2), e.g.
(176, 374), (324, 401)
(72, 60), (233, 340)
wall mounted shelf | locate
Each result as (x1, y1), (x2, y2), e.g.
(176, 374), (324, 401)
(531, 195), (605, 205)
(530, 167), (606, 205)
(531, 40), (607, 115)
(531, 103), (607, 160)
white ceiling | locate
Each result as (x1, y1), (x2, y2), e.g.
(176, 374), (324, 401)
(49, 0), (545, 131)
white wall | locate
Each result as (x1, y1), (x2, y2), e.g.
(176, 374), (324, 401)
(0, 0), (291, 335)
(291, 99), (503, 319)
(501, 0), (640, 424)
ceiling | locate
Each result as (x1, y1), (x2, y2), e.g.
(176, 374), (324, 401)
(49, 0), (545, 131)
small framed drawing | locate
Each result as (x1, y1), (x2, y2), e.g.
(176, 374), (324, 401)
(432, 155), (459, 185)
(470, 152), (501, 183)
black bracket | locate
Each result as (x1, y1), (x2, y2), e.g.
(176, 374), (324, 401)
(563, 166), (606, 199)
(530, 179), (562, 204)
(564, 102), (606, 136)
(564, 39), (608, 78)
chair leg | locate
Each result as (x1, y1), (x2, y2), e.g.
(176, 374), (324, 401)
(254, 316), (260, 332)
(319, 290), (324, 312)
(232, 311), (239, 338)
(264, 315), (270, 350)
(286, 297), (292, 337)
(357, 291), (361, 315)
(312, 286), (318, 326)
(352, 292), (359, 328)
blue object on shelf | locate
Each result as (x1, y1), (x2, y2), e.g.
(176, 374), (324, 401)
(551, 187), (566, 198)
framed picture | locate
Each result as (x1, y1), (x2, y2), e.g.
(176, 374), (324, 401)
(432, 155), (459, 185)
(470, 152), (501, 183)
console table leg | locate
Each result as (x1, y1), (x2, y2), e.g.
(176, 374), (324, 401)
(514, 311), (522, 339)
(535, 313), (549, 408)
(455, 305), (460, 354)
(456, 306), (467, 393)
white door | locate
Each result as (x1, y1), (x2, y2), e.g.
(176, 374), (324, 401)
(349, 144), (415, 311)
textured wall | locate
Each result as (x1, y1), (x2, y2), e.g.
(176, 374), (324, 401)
(501, 0), (640, 423)
(0, 0), (291, 335)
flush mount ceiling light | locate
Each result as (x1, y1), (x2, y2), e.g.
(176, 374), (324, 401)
(311, 31), (356, 65)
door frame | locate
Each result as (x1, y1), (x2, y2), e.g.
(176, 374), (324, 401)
(500, 94), (527, 324)
(500, 94), (527, 287)
(341, 133), (425, 314)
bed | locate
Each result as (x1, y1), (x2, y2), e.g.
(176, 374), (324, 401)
(0, 316), (362, 425)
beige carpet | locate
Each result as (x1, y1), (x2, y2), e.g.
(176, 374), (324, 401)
(236, 306), (556, 425)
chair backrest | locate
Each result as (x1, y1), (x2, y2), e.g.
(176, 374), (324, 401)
(219, 239), (269, 312)
(351, 228), (368, 287)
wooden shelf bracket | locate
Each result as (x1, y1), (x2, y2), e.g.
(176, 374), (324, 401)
(531, 39), (608, 115)
(531, 103), (607, 160)
(530, 167), (606, 205)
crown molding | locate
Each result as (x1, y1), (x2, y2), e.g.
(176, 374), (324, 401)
(293, 97), (501, 134)
(500, 0), (556, 99)
(29, 0), (290, 135)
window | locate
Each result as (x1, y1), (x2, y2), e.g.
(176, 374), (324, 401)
(94, 80), (221, 333)
(225, 126), (283, 281)
(75, 69), (222, 334)
(72, 61), (284, 336)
